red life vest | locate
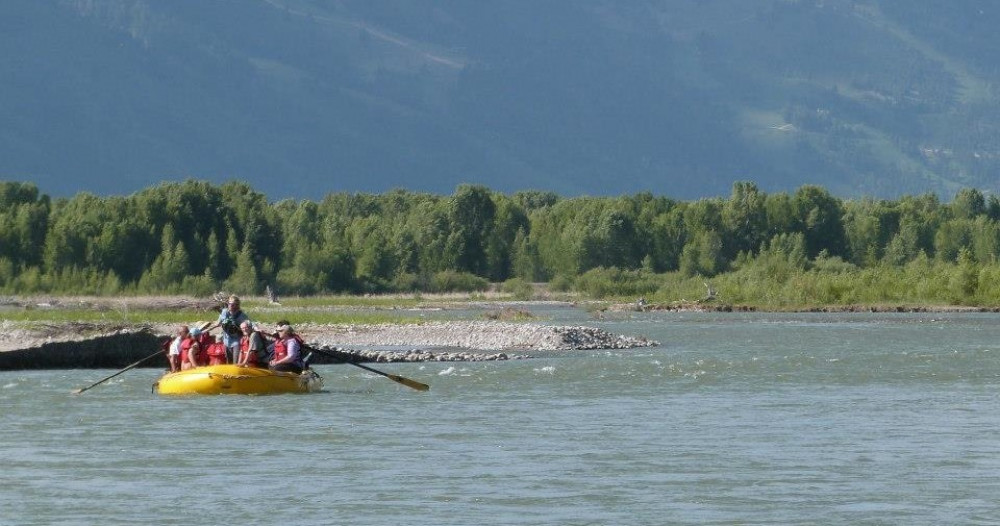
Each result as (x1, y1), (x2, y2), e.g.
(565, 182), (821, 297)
(179, 337), (190, 363)
(272, 334), (305, 363)
(206, 342), (227, 365)
(239, 332), (262, 366)
(271, 338), (288, 362)
(179, 336), (205, 366)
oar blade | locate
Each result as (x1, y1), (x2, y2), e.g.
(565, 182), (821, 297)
(305, 345), (430, 391)
(389, 374), (430, 391)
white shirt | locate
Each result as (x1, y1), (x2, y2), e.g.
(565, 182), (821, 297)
(168, 337), (181, 356)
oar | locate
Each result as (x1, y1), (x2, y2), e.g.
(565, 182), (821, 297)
(72, 321), (211, 394)
(72, 348), (166, 394)
(307, 345), (429, 392)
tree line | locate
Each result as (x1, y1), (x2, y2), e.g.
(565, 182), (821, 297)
(2, 179), (1000, 300)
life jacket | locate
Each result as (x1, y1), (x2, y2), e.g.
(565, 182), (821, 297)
(238, 336), (256, 366)
(272, 334), (305, 366)
(239, 331), (266, 366)
(179, 336), (205, 367)
(206, 341), (228, 365)
(198, 332), (214, 350)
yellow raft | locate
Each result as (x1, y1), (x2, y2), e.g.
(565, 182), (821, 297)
(154, 364), (323, 395)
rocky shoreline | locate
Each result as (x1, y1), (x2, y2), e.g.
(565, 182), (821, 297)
(302, 321), (658, 363)
(0, 320), (659, 369)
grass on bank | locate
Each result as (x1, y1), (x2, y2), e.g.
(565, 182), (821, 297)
(0, 290), (558, 325)
(566, 252), (1000, 310)
(5, 252), (1000, 322)
(1, 306), (427, 326)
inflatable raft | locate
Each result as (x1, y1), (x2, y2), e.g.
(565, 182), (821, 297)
(154, 364), (323, 395)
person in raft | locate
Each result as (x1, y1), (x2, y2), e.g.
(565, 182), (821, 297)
(237, 321), (268, 367)
(167, 327), (184, 372)
(268, 323), (304, 374)
(206, 334), (228, 366)
(179, 326), (206, 370)
(205, 295), (250, 363)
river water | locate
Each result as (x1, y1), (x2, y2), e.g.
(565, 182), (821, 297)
(2, 309), (1000, 525)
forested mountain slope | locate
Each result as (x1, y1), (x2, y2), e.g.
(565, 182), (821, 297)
(2, 0), (1000, 199)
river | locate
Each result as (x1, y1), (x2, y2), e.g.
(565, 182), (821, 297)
(2, 309), (999, 525)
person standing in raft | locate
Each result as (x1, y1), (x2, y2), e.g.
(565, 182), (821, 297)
(237, 321), (267, 367)
(269, 323), (304, 374)
(205, 295), (250, 363)
(167, 327), (184, 372)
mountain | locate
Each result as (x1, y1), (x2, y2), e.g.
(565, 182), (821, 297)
(2, 0), (1000, 200)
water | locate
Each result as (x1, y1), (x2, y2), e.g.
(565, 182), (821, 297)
(3, 310), (1000, 525)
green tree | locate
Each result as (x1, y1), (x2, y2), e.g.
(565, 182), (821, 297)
(0, 183), (49, 268)
(722, 181), (768, 257)
(484, 197), (529, 281)
(225, 243), (260, 294)
(883, 217), (924, 265)
(580, 207), (641, 270)
(969, 216), (1000, 263)
(647, 207), (685, 272)
(793, 185), (847, 259)
(952, 188), (986, 220)
(446, 185), (496, 275)
(764, 192), (797, 239)
(511, 228), (546, 281)
(842, 198), (898, 266)
(513, 190), (560, 211)
(205, 230), (226, 281)
(679, 230), (724, 277)
(355, 227), (395, 290)
(934, 219), (972, 262)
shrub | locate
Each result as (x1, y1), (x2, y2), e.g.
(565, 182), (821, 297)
(573, 267), (661, 299)
(428, 271), (490, 293)
(499, 277), (534, 300)
(548, 274), (575, 292)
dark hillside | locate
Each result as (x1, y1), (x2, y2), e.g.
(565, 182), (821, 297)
(2, 0), (999, 199)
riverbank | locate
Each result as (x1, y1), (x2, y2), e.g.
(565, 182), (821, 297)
(3, 294), (998, 369)
(0, 318), (658, 369)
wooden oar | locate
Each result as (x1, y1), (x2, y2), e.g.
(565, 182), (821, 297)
(73, 321), (211, 394)
(307, 345), (430, 392)
(72, 348), (166, 394)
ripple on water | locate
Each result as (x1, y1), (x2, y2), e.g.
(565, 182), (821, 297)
(4, 311), (1000, 525)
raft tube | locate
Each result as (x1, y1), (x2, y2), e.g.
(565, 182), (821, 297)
(154, 364), (323, 395)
